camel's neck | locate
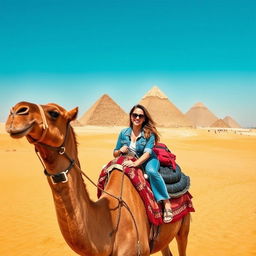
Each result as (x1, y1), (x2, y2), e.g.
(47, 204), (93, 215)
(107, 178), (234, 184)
(36, 130), (113, 255)
(50, 166), (96, 254)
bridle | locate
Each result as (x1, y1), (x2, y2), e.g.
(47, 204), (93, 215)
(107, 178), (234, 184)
(27, 104), (142, 255)
(24, 104), (75, 184)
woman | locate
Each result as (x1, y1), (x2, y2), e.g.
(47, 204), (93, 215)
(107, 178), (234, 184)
(113, 104), (173, 223)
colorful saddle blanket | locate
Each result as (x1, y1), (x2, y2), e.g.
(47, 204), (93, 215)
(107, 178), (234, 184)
(97, 156), (195, 226)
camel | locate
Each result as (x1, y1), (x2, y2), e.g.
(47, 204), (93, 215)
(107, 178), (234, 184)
(5, 101), (191, 256)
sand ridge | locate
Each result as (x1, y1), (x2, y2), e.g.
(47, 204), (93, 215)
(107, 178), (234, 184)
(0, 127), (256, 256)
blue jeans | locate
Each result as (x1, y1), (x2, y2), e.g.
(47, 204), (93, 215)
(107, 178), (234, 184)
(143, 157), (170, 202)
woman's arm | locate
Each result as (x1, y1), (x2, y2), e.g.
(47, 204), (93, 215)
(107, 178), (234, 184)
(113, 145), (129, 158)
(122, 133), (155, 167)
(133, 152), (150, 167)
(122, 151), (150, 168)
(113, 130), (129, 158)
(143, 134), (155, 155)
(113, 149), (122, 158)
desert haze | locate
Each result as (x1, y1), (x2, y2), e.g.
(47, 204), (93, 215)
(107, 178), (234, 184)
(0, 125), (255, 256)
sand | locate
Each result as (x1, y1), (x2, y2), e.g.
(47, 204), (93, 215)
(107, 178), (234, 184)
(0, 126), (256, 256)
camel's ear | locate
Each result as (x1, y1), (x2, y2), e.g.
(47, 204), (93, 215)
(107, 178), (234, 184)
(67, 107), (78, 121)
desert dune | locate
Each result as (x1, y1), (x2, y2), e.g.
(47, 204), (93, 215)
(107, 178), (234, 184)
(0, 126), (255, 256)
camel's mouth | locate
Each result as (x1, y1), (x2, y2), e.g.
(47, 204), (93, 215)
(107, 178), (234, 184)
(8, 122), (35, 139)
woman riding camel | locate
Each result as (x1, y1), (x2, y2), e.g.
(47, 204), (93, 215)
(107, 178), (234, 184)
(113, 104), (173, 223)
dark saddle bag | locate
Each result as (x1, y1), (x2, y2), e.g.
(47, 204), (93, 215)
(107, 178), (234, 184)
(159, 164), (190, 198)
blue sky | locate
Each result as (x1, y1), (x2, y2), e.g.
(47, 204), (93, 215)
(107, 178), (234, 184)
(0, 0), (255, 127)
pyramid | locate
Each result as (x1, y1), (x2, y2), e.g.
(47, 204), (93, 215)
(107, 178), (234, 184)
(70, 119), (83, 127)
(223, 116), (241, 128)
(185, 102), (218, 127)
(79, 94), (128, 126)
(142, 86), (168, 99)
(210, 119), (230, 128)
(139, 86), (192, 127)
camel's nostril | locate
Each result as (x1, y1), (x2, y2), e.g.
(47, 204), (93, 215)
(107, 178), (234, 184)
(16, 106), (29, 115)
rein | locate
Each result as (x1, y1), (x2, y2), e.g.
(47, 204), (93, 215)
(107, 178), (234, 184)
(29, 104), (141, 256)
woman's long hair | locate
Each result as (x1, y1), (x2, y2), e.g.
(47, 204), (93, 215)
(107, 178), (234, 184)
(129, 104), (160, 143)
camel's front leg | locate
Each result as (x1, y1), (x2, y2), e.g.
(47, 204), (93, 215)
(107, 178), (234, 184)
(161, 246), (173, 256)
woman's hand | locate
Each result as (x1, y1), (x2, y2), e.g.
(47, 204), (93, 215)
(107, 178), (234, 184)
(122, 152), (150, 168)
(113, 145), (129, 158)
(122, 160), (137, 168)
(120, 145), (129, 154)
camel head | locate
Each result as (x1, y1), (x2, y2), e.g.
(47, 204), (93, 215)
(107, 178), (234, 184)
(6, 101), (78, 147)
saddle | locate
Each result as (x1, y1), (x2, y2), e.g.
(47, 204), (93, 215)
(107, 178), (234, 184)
(97, 156), (194, 225)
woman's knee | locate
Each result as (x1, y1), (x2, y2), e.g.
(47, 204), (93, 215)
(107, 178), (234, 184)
(145, 158), (160, 176)
(145, 167), (154, 176)
(145, 167), (160, 178)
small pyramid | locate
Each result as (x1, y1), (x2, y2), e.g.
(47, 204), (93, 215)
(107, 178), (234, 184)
(139, 86), (192, 127)
(185, 102), (218, 127)
(223, 116), (241, 128)
(79, 94), (128, 126)
(211, 119), (230, 128)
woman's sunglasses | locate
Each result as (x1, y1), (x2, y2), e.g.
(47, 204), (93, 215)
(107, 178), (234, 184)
(131, 113), (145, 119)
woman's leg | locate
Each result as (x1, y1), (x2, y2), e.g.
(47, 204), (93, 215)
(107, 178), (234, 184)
(144, 157), (173, 223)
(144, 157), (169, 202)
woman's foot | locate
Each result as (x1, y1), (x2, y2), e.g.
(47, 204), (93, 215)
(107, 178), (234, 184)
(163, 208), (173, 223)
(163, 199), (173, 223)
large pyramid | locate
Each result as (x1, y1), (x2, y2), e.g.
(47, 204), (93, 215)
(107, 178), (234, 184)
(79, 94), (128, 126)
(211, 119), (230, 128)
(139, 86), (192, 127)
(185, 102), (218, 127)
(223, 116), (241, 128)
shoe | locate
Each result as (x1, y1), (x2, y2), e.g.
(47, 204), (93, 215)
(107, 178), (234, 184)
(163, 209), (173, 223)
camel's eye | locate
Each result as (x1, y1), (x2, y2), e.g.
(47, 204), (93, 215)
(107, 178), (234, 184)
(48, 110), (60, 119)
(16, 107), (29, 115)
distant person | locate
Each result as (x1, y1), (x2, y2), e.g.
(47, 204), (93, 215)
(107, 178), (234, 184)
(113, 104), (173, 223)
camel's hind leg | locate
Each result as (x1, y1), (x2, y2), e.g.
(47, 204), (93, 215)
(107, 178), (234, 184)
(175, 213), (190, 256)
(161, 246), (173, 256)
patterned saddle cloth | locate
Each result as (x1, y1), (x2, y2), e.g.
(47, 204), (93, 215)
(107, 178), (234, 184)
(97, 156), (195, 225)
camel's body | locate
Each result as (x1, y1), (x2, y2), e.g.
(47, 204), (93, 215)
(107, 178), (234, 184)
(6, 101), (191, 256)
